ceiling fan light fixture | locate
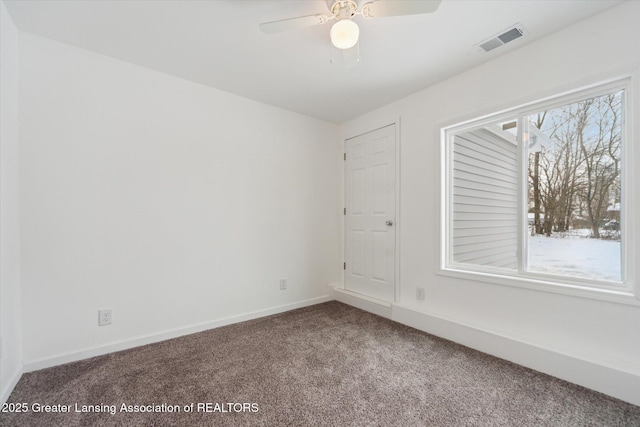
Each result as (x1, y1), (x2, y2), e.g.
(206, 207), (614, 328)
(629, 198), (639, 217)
(330, 19), (359, 50)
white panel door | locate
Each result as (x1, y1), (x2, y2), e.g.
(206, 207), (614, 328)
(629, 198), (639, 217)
(345, 124), (396, 302)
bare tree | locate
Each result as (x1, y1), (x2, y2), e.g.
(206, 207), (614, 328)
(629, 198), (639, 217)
(576, 94), (621, 238)
(528, 112), (545, 235)
(528, 90), (622, 239)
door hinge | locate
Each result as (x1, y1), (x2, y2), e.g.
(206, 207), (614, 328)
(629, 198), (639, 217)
(343, 262), (346, 270)
(344, 153), (346, 161)
(344, 208), (346, 215)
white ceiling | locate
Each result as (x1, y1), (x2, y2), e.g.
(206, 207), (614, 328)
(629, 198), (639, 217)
(3, 0), (625, 123)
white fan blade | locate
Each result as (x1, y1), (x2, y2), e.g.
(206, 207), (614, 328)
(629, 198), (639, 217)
(260, 14), (329, 34)
(362, 0), (442, 18)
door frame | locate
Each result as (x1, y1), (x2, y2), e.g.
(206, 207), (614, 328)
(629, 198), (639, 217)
(343, 119), (401, 303)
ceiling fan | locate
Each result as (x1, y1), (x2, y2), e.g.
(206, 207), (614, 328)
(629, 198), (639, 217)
(260, 0), (442, 66)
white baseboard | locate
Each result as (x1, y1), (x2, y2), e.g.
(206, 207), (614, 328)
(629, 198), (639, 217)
(331, 290), (640, 407)
(1, 365), (23, 405)
(392, 303), (640, 407)
(24, 295), (332, 373)
(331, 286), (392, 319)
(19, 291), (640, 407)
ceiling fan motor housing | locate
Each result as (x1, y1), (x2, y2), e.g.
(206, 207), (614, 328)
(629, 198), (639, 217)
(329, 0), (358, 19)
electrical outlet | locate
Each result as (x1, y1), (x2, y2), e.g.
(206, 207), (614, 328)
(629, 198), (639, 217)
(416, 287), (425, 301)
(98, 309), (112, 326)
(280, 278), (287, 290)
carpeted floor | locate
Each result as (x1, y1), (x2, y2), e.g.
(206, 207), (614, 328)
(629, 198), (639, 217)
(2, 301), (639, 426)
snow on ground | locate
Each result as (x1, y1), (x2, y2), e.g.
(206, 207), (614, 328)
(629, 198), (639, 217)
(527, 230), (621, 282)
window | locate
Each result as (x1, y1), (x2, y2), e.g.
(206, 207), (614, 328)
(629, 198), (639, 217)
(442, 80), (632, 296)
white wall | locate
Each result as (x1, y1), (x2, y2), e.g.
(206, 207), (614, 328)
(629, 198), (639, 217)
(0, 0), (23, 404)
(340, 1), (640, 404)
(19, 33), (341, 367)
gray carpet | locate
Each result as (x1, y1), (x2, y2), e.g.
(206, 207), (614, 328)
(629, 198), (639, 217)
(2, 301), (639, 426)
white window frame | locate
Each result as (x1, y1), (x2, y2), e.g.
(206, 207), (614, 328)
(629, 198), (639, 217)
(440, 78), (638, 305)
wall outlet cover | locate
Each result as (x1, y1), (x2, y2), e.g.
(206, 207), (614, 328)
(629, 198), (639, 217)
(99, 309), (112, 326)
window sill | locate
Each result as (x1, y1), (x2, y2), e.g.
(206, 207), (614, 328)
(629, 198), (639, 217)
(438, 267), (640, 306)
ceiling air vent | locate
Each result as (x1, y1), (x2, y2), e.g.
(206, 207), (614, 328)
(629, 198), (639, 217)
(478, 24), (526, 52)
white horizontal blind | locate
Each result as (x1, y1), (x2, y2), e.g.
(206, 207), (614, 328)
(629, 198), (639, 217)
(451, 129), (518, 269)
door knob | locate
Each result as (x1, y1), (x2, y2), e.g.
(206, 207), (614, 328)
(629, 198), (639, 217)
(385, 220), (394, 226)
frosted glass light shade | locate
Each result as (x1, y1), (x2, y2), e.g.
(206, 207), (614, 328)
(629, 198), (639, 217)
(330, 19), (359, 50)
